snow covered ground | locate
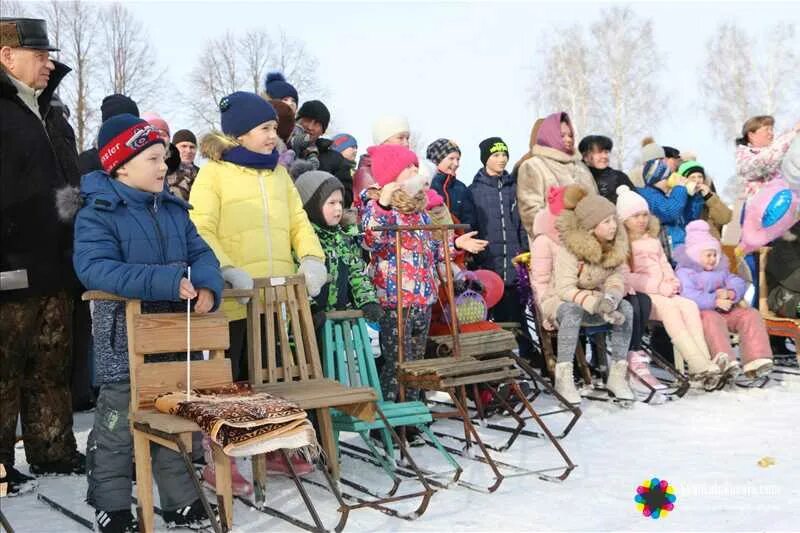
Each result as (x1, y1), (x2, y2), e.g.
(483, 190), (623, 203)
(4, 370), (799, 532)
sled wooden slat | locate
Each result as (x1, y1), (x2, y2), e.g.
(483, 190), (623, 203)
(81, 290), (125, 301)
(133, 312), (229, 354)
(440, 368), (522, 388)
(431, 329), (518, 358)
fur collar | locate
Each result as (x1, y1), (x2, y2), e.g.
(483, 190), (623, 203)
(556, 209), (628, 267)
(55, 185), (81, 222)
(200, 131), (239, 162)
(532, 144), (579, 164)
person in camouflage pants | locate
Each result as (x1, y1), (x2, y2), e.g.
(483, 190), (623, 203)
(0, 293), (78, 469)
(378, 306), (432, 402)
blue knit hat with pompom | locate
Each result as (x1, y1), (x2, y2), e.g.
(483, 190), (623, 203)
(218, 92), (277, 137)
(264, 71), (298, 102)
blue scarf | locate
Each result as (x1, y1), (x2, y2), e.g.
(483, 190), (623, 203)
(221, 145), (279, 170)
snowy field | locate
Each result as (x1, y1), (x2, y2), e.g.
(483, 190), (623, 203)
(3, 370), (799, 532)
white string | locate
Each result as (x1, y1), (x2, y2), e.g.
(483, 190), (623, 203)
(186, 266), (191, 401)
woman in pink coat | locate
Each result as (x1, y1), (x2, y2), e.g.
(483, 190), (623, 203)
(674, 221), (773, 378)
(615, 186), (722, 386)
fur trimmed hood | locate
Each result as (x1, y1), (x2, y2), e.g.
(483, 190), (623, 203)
(556, 209), (628, 268)
(199, 131), (239, 162)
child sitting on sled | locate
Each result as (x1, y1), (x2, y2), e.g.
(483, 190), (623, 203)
(551, 187), (635, 403)
(674, 220), (774, 378)
(73, 114), (224, 533)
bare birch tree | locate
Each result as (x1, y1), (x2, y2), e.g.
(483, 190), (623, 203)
(187, 28), (322, 129)
(701, 22), (800, 144)
(187, 31), (243, 128)
(589, 7), (663, 169)
(0, 1), (29, 17)
(38, 1), (98, 150)
(530, 25), (593, 136)
(700, 23), (756, 143)
(529, 7), (663, 169)
(101, 3), (165, 109)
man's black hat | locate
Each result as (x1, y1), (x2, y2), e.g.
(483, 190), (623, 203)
(0, 18), (59, 52)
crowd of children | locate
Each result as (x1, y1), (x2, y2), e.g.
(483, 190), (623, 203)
(59, 69), (798, 532)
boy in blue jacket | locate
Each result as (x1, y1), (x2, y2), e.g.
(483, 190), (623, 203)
(73, 114), (223, 533)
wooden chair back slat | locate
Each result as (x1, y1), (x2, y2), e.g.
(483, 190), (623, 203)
(133, 312), (230, 354)
(325, 315), (384, 401)
(251, 276), (326, 385)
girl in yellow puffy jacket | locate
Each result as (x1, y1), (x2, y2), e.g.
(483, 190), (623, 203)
(189, 92), (325, 381)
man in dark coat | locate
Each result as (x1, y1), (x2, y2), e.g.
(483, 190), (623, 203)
(317, 137), (355, 208)
(469, 137), (534, 360)
(578, 135), (635, 204)
(0, 17), (84, 491)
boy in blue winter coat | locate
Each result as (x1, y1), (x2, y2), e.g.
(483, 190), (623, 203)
(73, 114), (223, 533)
(468, 138), (534, 358)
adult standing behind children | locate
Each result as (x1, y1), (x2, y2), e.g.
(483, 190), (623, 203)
(0, 17), (84, 491)
(190, 92), (326, 381)
(296, 99), (356, 207)
(516, 111), (597, 243)
(169, 128), (200, 201)
(428, 138), (476, 230)
(578, 135), (635, 204)
(468, 137), (534, 358)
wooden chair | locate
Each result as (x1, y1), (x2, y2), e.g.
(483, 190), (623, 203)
(758, 247), (800, 365)
(82, 292), (231, 533)
(85, 291), (352, 533)
(244, 276), (379, 482)
(323, 311), (460, 492)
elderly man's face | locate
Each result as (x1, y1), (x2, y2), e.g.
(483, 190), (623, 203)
(1, 47), (55, 90)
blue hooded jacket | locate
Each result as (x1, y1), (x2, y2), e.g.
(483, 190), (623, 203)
(637, 184), (704, 249)
(73, 171), (223, 383)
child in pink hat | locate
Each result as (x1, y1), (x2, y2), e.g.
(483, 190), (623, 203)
(616, 186), (722, 388)
(674, 220), (773, 378)
(362, 144), (487, 406)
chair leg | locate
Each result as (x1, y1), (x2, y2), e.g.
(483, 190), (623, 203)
(211, 444), (233, 530)
(251, 454), (267, 508)
(316, 408), (340, 480)
(132, 430), (155, 533)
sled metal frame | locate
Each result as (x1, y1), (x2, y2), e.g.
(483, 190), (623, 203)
(376, 223), (575, 492)
(240, 277), (435, 520)
(324, 312), (461, 490)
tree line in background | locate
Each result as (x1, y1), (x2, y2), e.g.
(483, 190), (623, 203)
(529, 6), (800, 185)
(1, 0), (321, 151)
(1, 2), (797, 176)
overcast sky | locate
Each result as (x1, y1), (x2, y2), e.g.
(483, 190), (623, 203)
(48, 0), (800, 197)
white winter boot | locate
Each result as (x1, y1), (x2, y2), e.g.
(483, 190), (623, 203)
(743, 358), (774, 378)
(712, 352), (742, 376)
(606, 360), (635, 401)
(554, 362), (581, 404)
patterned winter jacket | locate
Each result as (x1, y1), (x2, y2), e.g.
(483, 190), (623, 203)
(736, 129), (798, 198)
(362, 199), (451, 308)
(312, 222), (378, 312)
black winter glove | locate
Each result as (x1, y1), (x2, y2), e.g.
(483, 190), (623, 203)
(360, 302), (384, 323)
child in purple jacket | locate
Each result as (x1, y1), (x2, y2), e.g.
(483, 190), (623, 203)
(674, 220), (773, 378)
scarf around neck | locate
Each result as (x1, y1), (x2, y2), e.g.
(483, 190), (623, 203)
(222, 145), (279, 170)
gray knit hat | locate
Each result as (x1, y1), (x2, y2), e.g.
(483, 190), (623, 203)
(295, 170), (342, 206)
(641, 141), (665, 163)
